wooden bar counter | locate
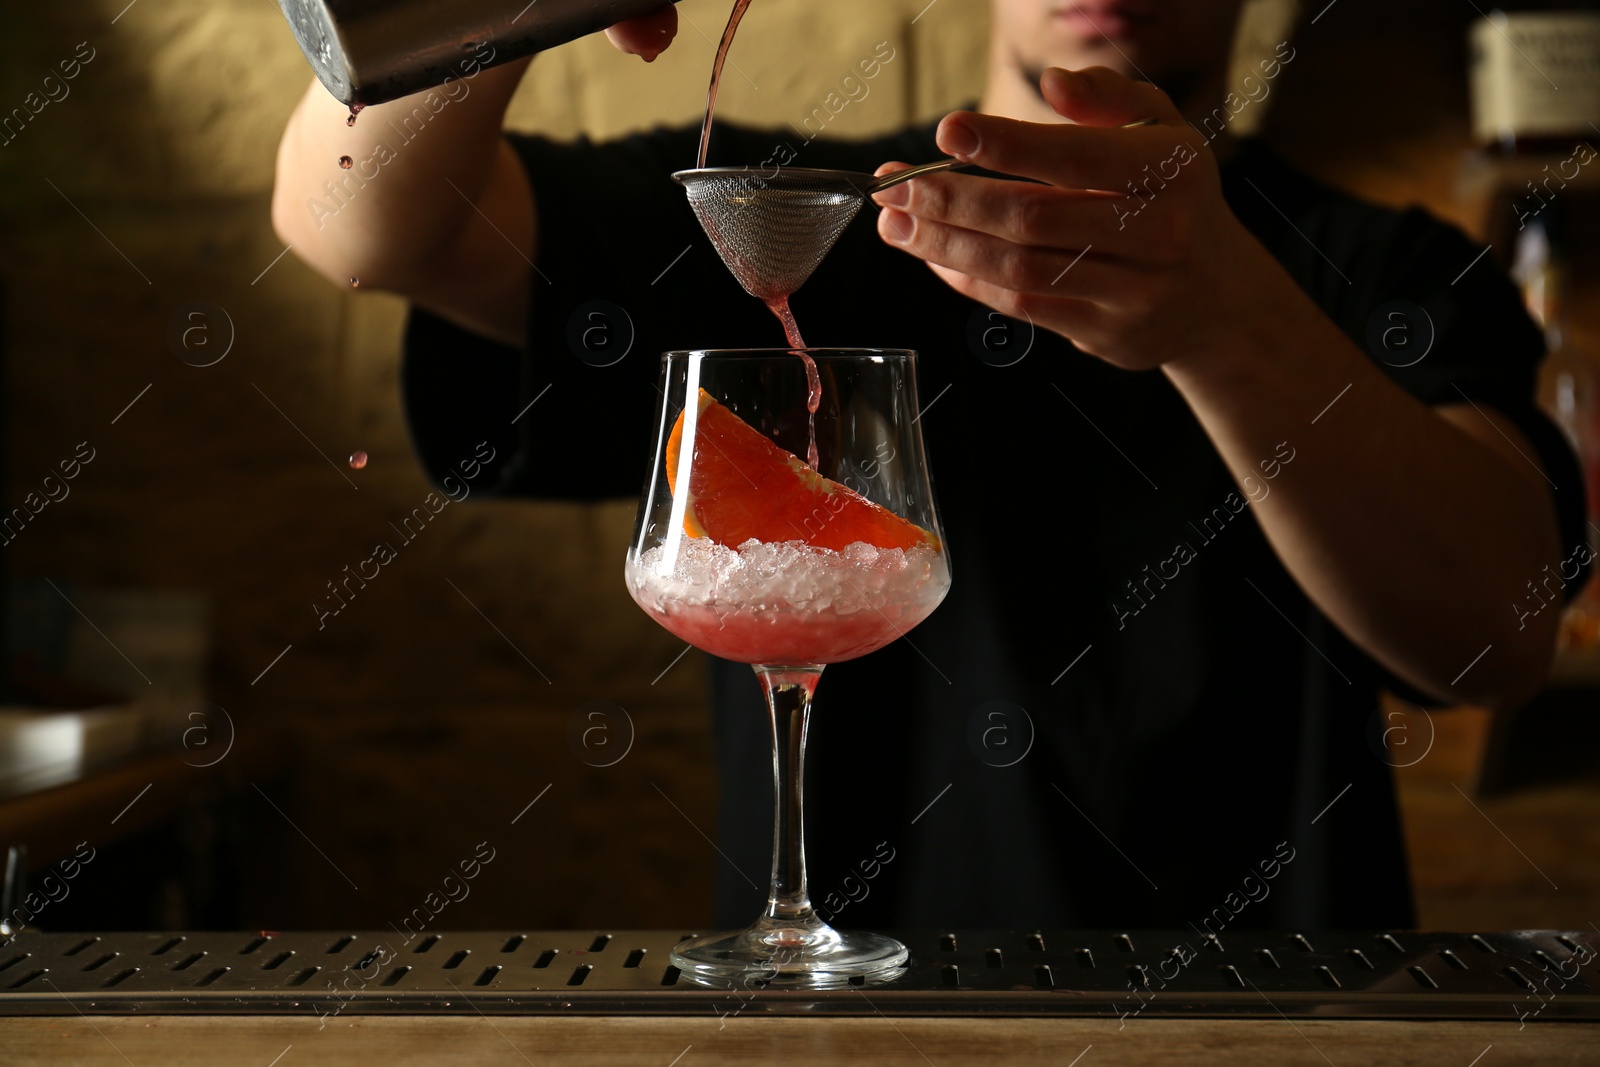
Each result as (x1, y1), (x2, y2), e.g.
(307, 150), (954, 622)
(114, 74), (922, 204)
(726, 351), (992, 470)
(6, 1014), (1600, 1066)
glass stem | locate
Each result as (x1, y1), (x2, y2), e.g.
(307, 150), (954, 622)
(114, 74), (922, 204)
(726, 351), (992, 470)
(754, 665), (824, 928)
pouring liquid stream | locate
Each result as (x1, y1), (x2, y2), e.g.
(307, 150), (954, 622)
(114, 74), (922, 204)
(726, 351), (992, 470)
(699, 0), (821, 471)
(766, 296), (820, 471)
(696, 0), (754, 169)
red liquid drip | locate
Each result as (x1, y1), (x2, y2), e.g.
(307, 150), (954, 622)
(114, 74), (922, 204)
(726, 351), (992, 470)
(767, 297), (820, 471)
(349, 450), (369, 470)
(350, 277), (360, 288)
(346, 103), (365, 127)
(698, 1), (819, 472)
(697, 0), (754, 168)
(768, 295), (807, 350)
(338, 155), (353, 170)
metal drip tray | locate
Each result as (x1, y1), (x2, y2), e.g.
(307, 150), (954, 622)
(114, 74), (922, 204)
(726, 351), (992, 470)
(0, 929), (1595, 1019)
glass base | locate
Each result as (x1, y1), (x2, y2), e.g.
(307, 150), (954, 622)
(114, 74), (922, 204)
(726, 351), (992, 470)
(670, 916), (908, 989)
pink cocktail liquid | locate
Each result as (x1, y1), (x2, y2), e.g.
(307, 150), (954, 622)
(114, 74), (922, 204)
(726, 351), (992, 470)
(639, 594), (943, 664)
(766, 296), (821, 470)
(697, 0), (755, 169)
(626, 539), (950, 665)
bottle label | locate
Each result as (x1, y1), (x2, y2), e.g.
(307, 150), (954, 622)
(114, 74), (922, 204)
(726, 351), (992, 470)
(1470, 12), (1600, 142)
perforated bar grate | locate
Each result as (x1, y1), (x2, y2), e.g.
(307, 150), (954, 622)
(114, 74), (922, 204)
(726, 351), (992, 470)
(0, 929), (1594, 1019)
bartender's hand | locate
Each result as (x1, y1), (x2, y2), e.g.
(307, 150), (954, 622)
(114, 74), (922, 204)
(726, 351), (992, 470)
(872, 66), (1283, 372)
(877, 65), (1571, 710)
(605, 4), (679, 61)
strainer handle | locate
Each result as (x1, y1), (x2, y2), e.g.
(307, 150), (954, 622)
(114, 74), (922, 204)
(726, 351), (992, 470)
(865, 117), (1161, 194)
(865, 158), (973, 195)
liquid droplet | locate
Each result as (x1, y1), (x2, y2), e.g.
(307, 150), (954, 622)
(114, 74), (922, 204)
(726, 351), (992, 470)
(350, 277), (360, 288)
(338, 155), (353, 170)
(346, 103), (365, 127)
(349, 450), (368, 470)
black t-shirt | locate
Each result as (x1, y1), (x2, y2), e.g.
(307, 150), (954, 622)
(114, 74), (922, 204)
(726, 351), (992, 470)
(402, 116), (1586, 931)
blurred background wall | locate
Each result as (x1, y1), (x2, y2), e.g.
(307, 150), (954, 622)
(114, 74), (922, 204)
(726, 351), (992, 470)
(0, 0), (1596, 934)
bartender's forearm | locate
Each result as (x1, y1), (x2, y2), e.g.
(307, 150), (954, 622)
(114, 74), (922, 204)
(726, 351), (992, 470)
(270, 57), (533, 292)
(1163, 274), (1563, 709)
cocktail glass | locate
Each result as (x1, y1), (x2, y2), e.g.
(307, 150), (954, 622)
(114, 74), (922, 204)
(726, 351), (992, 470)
(626, 348), (951, 987)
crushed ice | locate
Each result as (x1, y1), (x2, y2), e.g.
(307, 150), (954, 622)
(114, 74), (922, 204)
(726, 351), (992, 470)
(627, 537), (948, 616)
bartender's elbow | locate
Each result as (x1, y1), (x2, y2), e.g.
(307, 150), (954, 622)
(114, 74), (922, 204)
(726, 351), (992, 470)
(1438, 605), (1561, 713)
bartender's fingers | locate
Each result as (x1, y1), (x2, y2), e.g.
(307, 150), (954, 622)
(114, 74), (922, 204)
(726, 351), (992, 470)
(926, 264), (1126, 353)
(934, 111), (1198, 192)
(872, 168), (1139, 254)
(933, 68), (1190, 193)
(928, 113), (1203, 195)
(927, 262), (1097, 330)
(877, 208), (1129, 300)
(604, 4), (679, 61)
(1039, 66), (1184, 129)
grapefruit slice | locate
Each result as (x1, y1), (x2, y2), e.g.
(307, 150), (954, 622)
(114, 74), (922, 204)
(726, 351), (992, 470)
(665, 388), (936, 552)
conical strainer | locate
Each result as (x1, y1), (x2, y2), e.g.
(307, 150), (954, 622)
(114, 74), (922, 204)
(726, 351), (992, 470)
(672, 159), (966, 302)
(674, 119), (1159, 302)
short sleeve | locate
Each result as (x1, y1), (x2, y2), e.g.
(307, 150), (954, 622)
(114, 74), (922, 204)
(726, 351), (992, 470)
(1310, 206), (1590, 708)
(1333, 207), (1588, 592)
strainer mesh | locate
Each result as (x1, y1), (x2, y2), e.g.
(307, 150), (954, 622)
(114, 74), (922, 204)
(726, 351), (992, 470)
(680, 173), (865, 302)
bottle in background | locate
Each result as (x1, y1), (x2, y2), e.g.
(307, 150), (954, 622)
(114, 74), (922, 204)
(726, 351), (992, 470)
(1469, 4), (1600, 155)
(1512, 211), (1600, 649)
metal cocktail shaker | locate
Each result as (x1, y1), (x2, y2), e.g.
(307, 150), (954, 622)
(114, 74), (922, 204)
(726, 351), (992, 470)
(278, 0), (683, 106)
